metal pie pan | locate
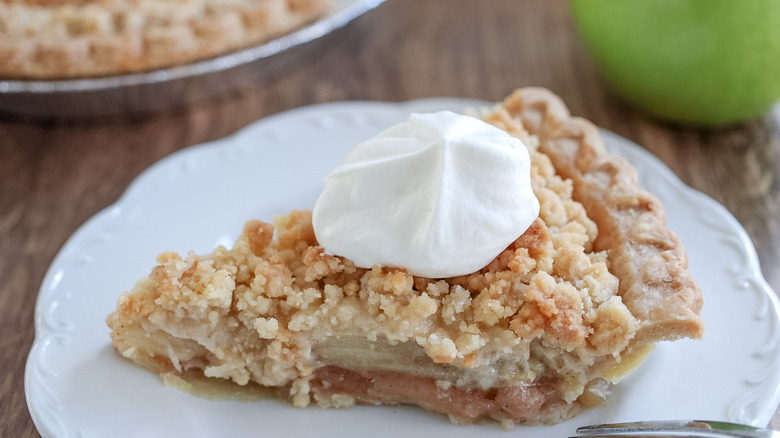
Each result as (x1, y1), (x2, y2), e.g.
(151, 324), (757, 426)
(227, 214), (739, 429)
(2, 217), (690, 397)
(0, 0), (385, 120)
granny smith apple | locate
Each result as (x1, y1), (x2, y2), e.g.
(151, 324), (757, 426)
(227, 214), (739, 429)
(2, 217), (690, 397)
(570, 0), (780, 126)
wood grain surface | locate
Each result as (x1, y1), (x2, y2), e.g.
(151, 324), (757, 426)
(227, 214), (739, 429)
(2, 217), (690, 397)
(2, 0), (779, 436)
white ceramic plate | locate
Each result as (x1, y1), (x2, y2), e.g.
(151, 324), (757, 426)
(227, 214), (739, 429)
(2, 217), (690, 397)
(26, 99), (780, 438)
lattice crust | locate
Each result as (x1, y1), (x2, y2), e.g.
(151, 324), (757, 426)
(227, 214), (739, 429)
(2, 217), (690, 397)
(0, 0), (332, 78)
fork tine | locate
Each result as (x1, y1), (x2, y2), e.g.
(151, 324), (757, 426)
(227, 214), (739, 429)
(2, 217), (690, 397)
(575, 420), (779, 438)
(570, 435), (701, 438)
(572, 434), (735, 438)
(578, 420), (765, 432)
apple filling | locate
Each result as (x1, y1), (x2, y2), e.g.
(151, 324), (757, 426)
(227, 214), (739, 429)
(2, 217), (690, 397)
(307, 336), (620, 425)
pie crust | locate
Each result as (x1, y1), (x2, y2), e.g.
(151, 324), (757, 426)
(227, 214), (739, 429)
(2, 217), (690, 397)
(0, 0), (332, 79)
(106, 88), (704, 427)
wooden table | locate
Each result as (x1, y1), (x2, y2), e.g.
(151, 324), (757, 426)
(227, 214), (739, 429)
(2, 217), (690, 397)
(2, 1), (778, 435)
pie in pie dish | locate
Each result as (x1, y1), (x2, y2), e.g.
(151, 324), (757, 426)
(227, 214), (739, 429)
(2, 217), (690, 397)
(106, 88), (704, 427)
(0, 0), (332, 79)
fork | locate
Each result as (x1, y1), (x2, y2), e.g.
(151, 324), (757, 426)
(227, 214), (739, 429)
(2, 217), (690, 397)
(571, 420), (780, 438)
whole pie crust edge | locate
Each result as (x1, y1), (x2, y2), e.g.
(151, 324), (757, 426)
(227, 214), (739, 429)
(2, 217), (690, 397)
(0, 0), (333, 79)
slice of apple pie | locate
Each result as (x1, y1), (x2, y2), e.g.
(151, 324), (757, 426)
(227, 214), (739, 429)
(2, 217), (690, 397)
(107, 87), (704, 427)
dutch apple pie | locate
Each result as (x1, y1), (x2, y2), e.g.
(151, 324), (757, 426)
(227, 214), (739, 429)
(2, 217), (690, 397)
(107, 88), (704, 427)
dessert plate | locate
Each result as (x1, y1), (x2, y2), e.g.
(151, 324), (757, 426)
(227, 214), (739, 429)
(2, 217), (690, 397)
(25, 99), (780, 437)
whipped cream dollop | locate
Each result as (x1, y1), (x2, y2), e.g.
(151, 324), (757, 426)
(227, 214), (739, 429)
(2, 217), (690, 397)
(312, 111), (539, 278)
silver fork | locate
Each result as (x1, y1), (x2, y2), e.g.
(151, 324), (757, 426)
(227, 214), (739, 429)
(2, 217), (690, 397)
(572, 420), (780, 438)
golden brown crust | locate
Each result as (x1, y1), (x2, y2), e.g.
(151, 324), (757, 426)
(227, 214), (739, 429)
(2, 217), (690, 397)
(0, 0), (332, 79)
(488, 87), (704, 342)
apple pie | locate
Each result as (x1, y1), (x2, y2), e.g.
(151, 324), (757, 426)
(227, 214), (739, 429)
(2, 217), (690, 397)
(0, 0), (332, 79)
(106, 88), (704, 427)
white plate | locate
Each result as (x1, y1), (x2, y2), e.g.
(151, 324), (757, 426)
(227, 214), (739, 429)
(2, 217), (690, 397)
(26, 99), (780, 437)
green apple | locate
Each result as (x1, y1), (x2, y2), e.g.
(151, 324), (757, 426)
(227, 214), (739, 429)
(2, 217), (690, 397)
(570, 0), (780, 126)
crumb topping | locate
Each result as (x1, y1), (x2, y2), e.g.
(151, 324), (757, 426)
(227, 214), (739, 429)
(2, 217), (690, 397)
(108, 126), (639, 404)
